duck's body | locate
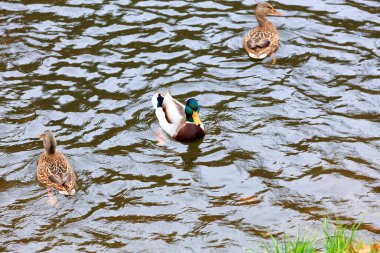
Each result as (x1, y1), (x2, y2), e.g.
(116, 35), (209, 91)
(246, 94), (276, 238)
(243, 21), (279, 60)
(152, 92), (205, 142)
(37, 130), (77, 195)
(243, 2), (283, 63)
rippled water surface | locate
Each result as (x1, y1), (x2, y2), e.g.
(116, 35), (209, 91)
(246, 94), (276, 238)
(1, 0), (379, 252)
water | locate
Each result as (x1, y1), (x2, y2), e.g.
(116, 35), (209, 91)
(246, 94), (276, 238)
(0, 0), (379, 252)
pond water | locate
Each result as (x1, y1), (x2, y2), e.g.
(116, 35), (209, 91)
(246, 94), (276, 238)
(0, 0), (379, 252)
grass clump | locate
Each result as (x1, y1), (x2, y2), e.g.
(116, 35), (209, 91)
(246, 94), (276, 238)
(264, 233), (316, 253)
(323, 219), (360, 253)
(247, 219), (380, 253)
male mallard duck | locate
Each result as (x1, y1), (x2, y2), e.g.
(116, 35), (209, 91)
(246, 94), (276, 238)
(37, 130), (77, 195)
(243, 2), (284, 64)
(152, 92), (205, 142)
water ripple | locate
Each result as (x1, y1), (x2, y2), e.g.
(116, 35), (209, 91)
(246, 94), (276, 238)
(0, 0), (379, 252)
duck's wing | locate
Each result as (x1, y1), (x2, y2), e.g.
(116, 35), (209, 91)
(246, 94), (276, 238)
(48, 172), (71, 186)
(37, 154), (52, 186)
(246, 38), (271, 49)
(152, 92), (185, 138)
(162, 92), (185, 125)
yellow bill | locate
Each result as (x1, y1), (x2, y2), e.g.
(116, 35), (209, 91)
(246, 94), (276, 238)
(192, 111), (202, 126)
(270, 9), (284, 16)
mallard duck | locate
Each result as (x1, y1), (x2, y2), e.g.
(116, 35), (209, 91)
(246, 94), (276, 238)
(152, 92), (205, 142)
(37, 130), (77, 195)
(243, 2), (284, 64)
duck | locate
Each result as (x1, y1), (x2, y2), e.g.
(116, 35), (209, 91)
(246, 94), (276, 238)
(152, 92), (205, 142)
(37, 130), (77, 195)
(243, 2), (284, 64)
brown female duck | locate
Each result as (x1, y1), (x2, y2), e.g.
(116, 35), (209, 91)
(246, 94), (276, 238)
(37, 130), (77, 195)
(243, 2), (284, 64)
(152, 92), (205, 142)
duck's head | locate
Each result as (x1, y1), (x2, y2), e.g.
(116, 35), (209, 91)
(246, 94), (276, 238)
(256, 2), (283, 17)
(185, 98), (202, 126)
(39, 130), (57, 155)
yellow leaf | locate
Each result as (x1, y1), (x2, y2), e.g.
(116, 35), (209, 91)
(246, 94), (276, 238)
(358, 244), (371, 253)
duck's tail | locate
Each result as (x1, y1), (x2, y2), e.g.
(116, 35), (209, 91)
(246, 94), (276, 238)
(58, 189), (76, 195)
(152, 92), (164, 109)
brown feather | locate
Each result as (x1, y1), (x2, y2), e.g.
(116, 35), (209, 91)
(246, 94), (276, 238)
(174, 123), (205, 143)
(243, 23), (279, 58)
(247, 38), (271, 49)
(37, 150), (77, 194)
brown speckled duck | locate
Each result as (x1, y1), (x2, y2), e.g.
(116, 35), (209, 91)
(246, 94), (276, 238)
(243, 2), (284, 64)
(37, 130), (77, 195)
(152, 92), (205, 142)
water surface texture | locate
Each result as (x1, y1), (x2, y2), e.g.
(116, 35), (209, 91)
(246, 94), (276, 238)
(0, 0), (379, 252)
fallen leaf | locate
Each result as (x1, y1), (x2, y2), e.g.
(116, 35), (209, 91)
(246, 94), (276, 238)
(358, 244), (371, 253)
(373, 243), (380, 253)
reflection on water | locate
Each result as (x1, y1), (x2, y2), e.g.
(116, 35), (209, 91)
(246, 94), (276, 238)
(0, 0), (379, 251)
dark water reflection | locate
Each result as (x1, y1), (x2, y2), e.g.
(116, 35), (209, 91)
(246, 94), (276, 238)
(0, 0), (379, 251)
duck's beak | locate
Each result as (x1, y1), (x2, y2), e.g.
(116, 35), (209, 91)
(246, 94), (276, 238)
(39, 134), (45, 139)
(270, 8), (284, 16)
(192, 111), (202, 126)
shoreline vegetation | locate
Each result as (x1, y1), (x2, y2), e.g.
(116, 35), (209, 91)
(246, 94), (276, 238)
(247, 220), (380, 253)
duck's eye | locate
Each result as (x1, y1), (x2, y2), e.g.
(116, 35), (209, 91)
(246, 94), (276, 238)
(190, 105), (200, 112)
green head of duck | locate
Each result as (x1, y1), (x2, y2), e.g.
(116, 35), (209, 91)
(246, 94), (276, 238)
(185, 98), (202, 126)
